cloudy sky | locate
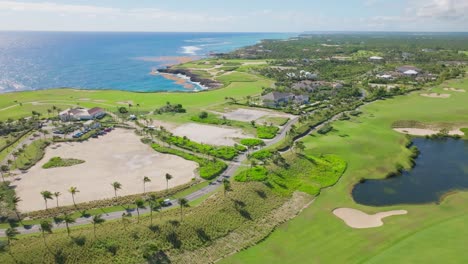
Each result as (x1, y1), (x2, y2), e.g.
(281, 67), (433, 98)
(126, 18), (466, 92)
(0, 0), (466, 32)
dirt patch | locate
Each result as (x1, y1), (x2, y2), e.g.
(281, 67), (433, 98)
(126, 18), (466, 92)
(220, 108), (293, 122)
(171, 123), (252, 146)
(394, 128), (464, 136)
(117, 101), (134, 105)
(14, 129), (198, 212)
(444, 88), (466, 92)
(420, 93), (451, 98)
(333, 208), (407, 229)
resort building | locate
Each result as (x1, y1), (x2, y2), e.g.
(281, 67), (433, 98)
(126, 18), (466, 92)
(369, 56), (384, 62)
(262, 92), (309, 107)
(59, 107), (106, 122)
(396, 65), (421, 76)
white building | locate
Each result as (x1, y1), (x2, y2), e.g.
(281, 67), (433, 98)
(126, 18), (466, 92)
(59, 107), (106, 122)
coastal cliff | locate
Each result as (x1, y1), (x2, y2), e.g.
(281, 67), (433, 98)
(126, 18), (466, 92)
(157, 68), (223, 89)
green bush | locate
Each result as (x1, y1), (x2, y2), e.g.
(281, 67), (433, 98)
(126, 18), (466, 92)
(166, 135), (238, 160)
(152, 144), (226, 180)
(317, 124), (333, 135)
(250, 150), (273, 161)
(256, 125), (279, 139)
(42, 157), (85, 169)
(240, 138), (265, 147)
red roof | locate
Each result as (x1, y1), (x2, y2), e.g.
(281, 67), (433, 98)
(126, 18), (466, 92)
(88, 107), (104, 116)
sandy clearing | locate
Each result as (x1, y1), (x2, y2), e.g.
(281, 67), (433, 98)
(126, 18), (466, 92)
(333, 208), (407, 229)
(13, 129), (198, 212)
(242, 61), (267, 65)
(171, 123), (252, 146)
(220, 108), (293, 123)
(444, 88), (466, 92)
(394, 128), (464, 136)
(420, 93), (451, 98)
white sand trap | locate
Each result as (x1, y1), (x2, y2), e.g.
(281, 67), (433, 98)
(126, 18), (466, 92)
(14, 129), (197, 212)
(420, 93), (451, 98)
(444, 88), (465, 92)
(221, 108), (292, 123)
(394, 128), (464, 136)
(172, 123), (252, 146)
(333, 208), (407, 229)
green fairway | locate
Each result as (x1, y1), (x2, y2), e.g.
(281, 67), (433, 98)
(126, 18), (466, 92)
(222, 78), (468, 263)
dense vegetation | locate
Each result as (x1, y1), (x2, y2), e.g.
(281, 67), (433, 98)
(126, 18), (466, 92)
(42, 157), (85, 169)
(256, 125), (279, 139)
(239, 138), (265, 148)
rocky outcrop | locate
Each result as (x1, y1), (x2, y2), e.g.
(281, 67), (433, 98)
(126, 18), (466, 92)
(157, 68), (223, 89)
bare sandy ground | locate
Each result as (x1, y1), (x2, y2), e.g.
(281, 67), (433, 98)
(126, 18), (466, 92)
(444, 87), (466, 92)
(172, 123), (252, 146)
(394, 128), (464, 136)
(333, 208), (407, 229)
(420, 93), (451, 98)
(220, 108), (293, 123)
(13, 129), (197, 212)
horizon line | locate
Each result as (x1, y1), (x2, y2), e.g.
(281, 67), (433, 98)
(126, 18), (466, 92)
(1, 30), (468, 34)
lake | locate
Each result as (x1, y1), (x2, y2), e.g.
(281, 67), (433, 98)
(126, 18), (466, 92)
(352, 138), (468, 206)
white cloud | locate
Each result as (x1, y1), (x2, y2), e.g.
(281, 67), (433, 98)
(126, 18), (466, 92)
(0, 1), (118, 14)
(415, 0), (468, 20)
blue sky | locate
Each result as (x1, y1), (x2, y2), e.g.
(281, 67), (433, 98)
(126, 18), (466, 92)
(0, 0), (466, 32)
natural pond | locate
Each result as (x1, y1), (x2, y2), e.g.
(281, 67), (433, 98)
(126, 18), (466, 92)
(352, 138), (468, 206)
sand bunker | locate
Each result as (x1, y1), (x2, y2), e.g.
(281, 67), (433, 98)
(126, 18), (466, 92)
(394, 128), (464, 136)
(172, 123), (252, 146)
(333, 208), (407, 229)
(420, 93), (451, 98)
(14, 129), (197, 212)
(221, 108), (292, 123)
(444, 88), (465, 92)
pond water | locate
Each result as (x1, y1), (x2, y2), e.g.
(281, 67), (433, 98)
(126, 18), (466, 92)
(352, 138), (468, 206)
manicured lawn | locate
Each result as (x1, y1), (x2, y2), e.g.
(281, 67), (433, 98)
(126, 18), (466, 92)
(222, 78), (468, 263)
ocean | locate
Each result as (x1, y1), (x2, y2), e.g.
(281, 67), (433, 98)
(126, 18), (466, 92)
(0, 32), (293, 93)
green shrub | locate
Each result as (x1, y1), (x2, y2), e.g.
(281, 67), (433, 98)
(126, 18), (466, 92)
(42, 157), (85, 169)
(256, 126), (279, 139)
(166, 135), (238, 160)
(317, 124), (333, 135)
(240, 138), (265, 147)
(250, 150), (273, 161)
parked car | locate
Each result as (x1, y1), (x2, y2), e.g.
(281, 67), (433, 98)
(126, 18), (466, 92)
(162, 199), (172, 206)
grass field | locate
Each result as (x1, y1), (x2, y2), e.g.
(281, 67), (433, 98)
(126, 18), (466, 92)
(222, 78), (468, 263)
(0, 71), (272, 121)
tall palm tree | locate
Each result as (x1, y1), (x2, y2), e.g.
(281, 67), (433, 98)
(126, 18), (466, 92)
(134, 198), (146, 224)
(40, 191), (53, 210)
(53, 192), (61, 208)
(146, 194), (161, 226)
(68, 187), (79, 207)
(165, 173), (173, 193)
(178, 198), (189, 222)
(143, 176), (151, 193)
(63, 213), (75, 237)
(294, 141), (306, 154)
(5, 227), (19, 246)
(91, 214), (105, 239)
(11, 195), (22, 221)
(0, 165), (9, 182)
(111, 182), (122, 198)
(223, 179), (232, 197)
(39, 220), (53, 249)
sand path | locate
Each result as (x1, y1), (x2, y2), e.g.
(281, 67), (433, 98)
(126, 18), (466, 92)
(333, 208), (407, 229)
(420, 93), (451, 98)
(394, 128), (464, 136)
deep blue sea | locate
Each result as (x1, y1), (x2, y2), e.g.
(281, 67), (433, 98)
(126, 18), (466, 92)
(0, 32), (293, 93)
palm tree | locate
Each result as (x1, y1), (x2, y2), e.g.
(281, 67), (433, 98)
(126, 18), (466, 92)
(63, 213), (75, 237)
(91, 214), (105, 239)
(39, 220), (53, 249)
(40, 191), (53, 210)
(143, 176), (151, 193)
(0, 165), (9, 182)
(53, 192), (61, 208)
(294, 141), (306, 154)
(11, 195), (22, 221)
(68, 186), (79, 207)
(178, 198), (189, 222)
(111, 181), (122, 198)
(5, 227), (19, 246)
(165, 173), (173, 193)
(146, 194), (161, 226)
(134, 198), (146, 223)
(223, 179), (232, 197)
